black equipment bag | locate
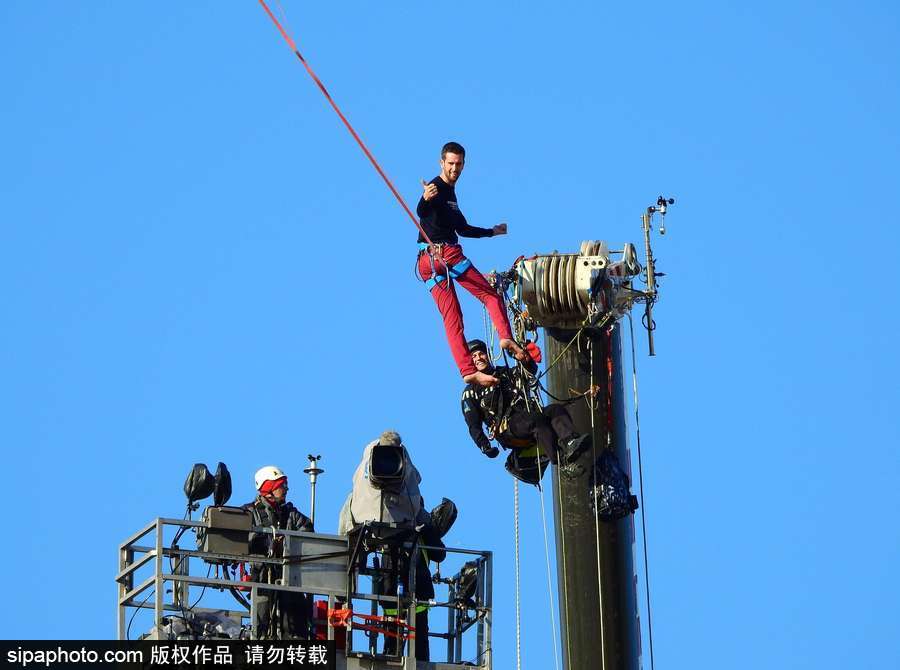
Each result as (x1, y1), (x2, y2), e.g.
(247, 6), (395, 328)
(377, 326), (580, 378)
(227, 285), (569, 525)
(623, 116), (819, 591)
(429, 498), (458, 538)
(591, 449), (639, 521)
(184, 463), (215, 503)
(504, 447), (549, 486)
(453, 560), (480, 609)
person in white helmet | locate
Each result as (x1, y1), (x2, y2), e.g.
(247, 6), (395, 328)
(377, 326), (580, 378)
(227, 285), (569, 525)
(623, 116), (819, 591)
(243, 465), (314, 639)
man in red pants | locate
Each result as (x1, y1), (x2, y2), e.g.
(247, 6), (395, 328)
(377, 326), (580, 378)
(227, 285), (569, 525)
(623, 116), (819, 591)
(417, 141), (524, 387)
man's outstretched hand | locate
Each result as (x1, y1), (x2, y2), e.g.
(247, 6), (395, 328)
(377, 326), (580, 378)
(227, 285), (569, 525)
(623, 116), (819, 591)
(492, 223), (508, 236)
(421, 179), (438, 201)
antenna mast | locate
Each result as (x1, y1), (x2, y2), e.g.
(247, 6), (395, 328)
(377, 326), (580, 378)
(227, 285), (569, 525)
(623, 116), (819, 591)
(304, 454), (324, 527)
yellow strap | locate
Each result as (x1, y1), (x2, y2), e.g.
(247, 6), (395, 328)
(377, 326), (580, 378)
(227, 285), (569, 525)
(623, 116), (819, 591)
(517, 444), (541, 457)
(384, 605), (429, 615)
(505, 437), (537, 451)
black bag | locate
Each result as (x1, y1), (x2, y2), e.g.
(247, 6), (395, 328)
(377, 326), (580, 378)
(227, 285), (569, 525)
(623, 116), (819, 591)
(184, 463), (215, 503)
(421, 498), (456, 564)
(591, 449), (639, 521)
(429, 498), (458, 538)
(504, 448), (550, 486)
(453, 560), (480, 609)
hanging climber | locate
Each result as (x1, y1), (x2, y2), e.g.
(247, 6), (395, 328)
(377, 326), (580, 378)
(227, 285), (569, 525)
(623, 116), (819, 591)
(461, 339), (591, 478)
(243, 466), (315, 639)
(417, 142), (525, 387)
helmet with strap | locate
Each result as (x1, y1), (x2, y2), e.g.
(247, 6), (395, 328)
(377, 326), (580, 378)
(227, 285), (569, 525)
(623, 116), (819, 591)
(254, 465), (287, 494)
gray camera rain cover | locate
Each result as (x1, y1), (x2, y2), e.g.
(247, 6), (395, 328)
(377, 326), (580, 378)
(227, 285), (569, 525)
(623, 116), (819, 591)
(338, 437), (427, 534)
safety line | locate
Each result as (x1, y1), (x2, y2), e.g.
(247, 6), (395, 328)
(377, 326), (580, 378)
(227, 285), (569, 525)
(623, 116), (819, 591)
(587, 337), (607, 670)
(256, 0), (434, 246)
(537, 481), (562, 670)
(483, 306), (502, 364)
(513, 479), (522, 670)
(541, 324), (574, 668)
(627, 313), (656, 670)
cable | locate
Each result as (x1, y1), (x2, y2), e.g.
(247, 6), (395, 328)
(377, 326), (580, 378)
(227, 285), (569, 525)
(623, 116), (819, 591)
(536, 327), (585, 382)
(126, 589), (155, 641)
(170, 511), (197, 638)
(627, 313), (656, 670)
(513, 479), (522, 670)
(553, 442), (574, 667)
(536, 378), (593, 405)
(483, 305), (502, 364)
(587, 337), (607, 670)
(536, 321), (574, 668)
(537, 482), (562, 670)
(186, 564), (214, 613)
(256, 0), (434, 246)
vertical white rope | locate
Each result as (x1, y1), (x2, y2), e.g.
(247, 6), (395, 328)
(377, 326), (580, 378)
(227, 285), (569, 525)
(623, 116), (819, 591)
(588, 337), (607, 670)
(514, 479), (522, 670)
(482, 305), (502, 363)
(627, 313), (656, 670)
(538, 482), (562, 670)
(552, 330), (574, 668)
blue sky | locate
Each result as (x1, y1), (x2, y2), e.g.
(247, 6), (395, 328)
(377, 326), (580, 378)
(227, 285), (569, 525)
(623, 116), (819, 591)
(2, 1), (898, 667)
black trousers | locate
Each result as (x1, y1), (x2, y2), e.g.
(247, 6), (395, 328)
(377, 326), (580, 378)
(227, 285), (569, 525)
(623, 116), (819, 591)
(381, 550), (432, 661)
(383, 609), (430, 661)
(502, 403), (577, 464)
(256, 589), (312, 640)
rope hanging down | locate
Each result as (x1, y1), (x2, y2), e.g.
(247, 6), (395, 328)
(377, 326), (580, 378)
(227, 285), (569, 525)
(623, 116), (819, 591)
(513, 480), (522, 670)
(256, 0), (434, 247)
(627, 313), (657, 670)
(537, 478), (562, 670)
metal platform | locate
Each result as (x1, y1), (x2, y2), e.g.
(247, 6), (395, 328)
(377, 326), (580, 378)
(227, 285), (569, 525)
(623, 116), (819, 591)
(117, 517), (492, 669)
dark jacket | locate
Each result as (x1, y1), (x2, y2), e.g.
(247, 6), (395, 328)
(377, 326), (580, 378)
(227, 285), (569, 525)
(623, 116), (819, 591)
(243, 498), (314, 561)
(243, 497), (314, 639)
(461, 359), (538, 452)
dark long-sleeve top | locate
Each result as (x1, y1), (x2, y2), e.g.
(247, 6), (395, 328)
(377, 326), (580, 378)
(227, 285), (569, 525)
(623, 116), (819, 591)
(461, 360), (538, 452)
(416, 176), (494, 244)
(243, 498), (313, 557)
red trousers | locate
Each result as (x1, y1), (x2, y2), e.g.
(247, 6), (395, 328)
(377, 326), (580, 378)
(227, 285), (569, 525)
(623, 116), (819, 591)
(417, 244), (513, 377)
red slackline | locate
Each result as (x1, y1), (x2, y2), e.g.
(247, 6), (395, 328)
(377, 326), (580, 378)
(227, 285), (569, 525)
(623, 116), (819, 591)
(257, 0), (434, 246)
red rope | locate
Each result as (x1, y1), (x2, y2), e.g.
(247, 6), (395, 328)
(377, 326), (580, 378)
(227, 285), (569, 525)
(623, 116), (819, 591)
(257, 0), (434, 246)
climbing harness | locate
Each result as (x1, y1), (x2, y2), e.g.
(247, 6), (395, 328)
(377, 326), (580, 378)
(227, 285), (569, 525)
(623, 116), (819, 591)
(417, 243), (473, 290)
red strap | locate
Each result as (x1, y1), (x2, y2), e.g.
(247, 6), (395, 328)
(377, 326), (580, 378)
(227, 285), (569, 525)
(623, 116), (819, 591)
(327, 608), (416, 640)
(257, 0), (434, 247)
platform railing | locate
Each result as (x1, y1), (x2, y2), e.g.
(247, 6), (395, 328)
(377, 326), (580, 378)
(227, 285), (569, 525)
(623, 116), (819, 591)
(117, 517), (492, 668)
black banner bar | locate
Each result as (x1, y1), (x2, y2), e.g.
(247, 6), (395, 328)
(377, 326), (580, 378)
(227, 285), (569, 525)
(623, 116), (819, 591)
(0, 641), (336, 669)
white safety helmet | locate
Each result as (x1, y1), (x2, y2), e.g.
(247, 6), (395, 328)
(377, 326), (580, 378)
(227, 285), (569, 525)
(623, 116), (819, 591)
(255, 465), (286, 492)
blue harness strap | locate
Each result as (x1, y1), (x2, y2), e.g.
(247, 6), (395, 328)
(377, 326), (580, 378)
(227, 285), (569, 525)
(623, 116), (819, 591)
(424, 258), (472, 290)
(418, 243), (472, 290)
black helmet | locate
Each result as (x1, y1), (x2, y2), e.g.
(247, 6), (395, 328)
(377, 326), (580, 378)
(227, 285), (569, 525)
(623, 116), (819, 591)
(467, 339), (488, 354)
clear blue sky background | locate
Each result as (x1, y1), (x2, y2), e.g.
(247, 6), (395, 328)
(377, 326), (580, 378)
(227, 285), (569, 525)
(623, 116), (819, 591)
(3, 1), (898, 667)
